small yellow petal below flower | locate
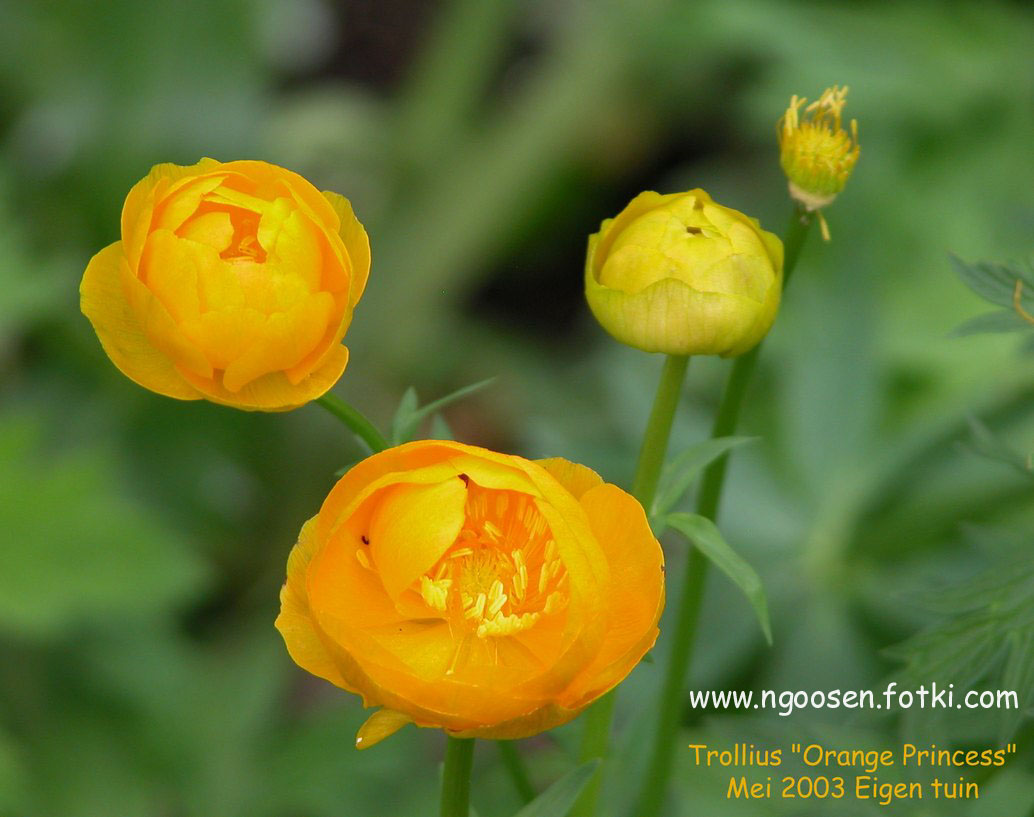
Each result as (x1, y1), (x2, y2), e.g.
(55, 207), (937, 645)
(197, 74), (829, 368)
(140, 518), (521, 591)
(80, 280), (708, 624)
(356, 709), (413, 749)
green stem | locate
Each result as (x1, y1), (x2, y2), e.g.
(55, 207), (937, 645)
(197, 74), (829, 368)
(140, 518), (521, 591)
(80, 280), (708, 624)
(571, 354), (691, 817)
(635, 206), (812, 817)
(315, 393), (390, 453)
(632, 355), (693, 504)
(441, 737), (476, 817)
(497, 741), (536, 804)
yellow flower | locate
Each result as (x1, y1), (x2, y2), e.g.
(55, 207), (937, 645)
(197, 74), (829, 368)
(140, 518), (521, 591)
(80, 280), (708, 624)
(778, 85), (859, 240)
(276, 440), (664, 745)
(80, 159), (370, 411)
(584, 190), (783, 357)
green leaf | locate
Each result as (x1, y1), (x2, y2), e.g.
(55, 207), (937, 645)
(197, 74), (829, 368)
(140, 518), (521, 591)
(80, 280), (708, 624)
(0, 417), (211, 638)
(429, 414), (455, 440)
(1001, 629), (1034, 742)
(391, 377), (496, 444)
(950, 254), (1034, 338)
(652, 436), (756, 520)
(951, 310), (1032, 336)
(665, 513), (772, 644)
(963, 415), (1033, 479)
(950, 254), (1033, 309)
(512, 759), (600, 817)
(390, 386), (420, 444)
(886, 546), (1034, 741)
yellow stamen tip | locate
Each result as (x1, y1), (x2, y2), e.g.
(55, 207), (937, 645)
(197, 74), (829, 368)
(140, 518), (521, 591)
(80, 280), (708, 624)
(777, 84), (859, 229)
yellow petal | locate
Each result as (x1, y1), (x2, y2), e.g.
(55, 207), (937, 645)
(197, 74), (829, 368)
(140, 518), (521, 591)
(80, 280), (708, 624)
(153, 174), (227, 234)
(221, 292), (335, 392)
(562, 483), (664, 706)
(139, 229), (205, 323)
(322, 190), (371, 303)
(593, 190), (699, 268)
(585, 271), (769, 358)
(276, 518), (358, 693)
(119, 260), (213, 380)
(178, 343), (350, 411)
(356, 709), (412, 749)
(447, 701), (581, 740)
(368, 478), (468, 600)
(121, 158), (223, 265)
(177, 210), (234, 252)
(80, 241), (201, 401)
(534, 458), (604, 500)
(220, 160), (342, 237)
(260, 204), (323, 292)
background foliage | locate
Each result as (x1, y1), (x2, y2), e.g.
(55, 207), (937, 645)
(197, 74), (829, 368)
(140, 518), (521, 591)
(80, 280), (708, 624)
(1, 0), (1032, 815)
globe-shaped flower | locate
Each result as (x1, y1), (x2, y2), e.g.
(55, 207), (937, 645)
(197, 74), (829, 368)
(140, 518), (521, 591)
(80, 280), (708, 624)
(80, 159), (369, 410)
(585, 189), (783, 357)
(276, 440), (664, 745)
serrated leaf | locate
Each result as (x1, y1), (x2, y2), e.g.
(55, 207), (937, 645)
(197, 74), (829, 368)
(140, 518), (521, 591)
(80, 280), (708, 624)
(390, 386), (420, 444)
(390, 377), (496, 444)
(887, 550), (1034, 741)
(652, 436), (756, 520)
(665, 513), (772, 644)
(512, 759), (600, 817)
(951, 310), (1032, 337)
(1000, 630), (1034, 742)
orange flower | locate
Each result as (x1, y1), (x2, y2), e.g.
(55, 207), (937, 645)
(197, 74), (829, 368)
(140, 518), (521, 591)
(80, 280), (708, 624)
(80, 159), (369, 411)
(276, 440), (664, 745)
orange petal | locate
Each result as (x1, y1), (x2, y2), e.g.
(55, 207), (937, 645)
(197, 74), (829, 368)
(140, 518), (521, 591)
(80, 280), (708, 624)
(221, 292), (335, 392)
(307, 522), (410, 631)
(139, 229), (206, 323)
(178, 343), (350, 412)
(80, 242), (201, 401)
(447, 701), (582, 740)
(121, 158), (223, 266)
(561, 483), (664, 705)
(534, 457), (604, 500)
(177, 210), (234, 252)
(322, 190), (371, 303)
(276, 518), (358, 693)
(368, 478), (468, 600)
(221, 160), (341, 236)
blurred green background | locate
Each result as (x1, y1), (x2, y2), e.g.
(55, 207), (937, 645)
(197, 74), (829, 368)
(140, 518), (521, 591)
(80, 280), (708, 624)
(1, 0), (1033, 815)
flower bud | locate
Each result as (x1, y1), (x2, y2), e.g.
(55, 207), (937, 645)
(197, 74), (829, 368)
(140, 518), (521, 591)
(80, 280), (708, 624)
(584, 190), (783, 357)
(80, 159), (370, 411)
(778, 85), (859, 239)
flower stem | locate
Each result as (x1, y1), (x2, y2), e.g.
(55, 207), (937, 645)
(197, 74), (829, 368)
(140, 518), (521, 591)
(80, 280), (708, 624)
(635, 207), (812, 817)
(632, 355), (693, 505)
(497, 741), (536, 804)
(315, 393), (390, 453)
(441, 737), (476, 817)
(571, 354), (691, 817)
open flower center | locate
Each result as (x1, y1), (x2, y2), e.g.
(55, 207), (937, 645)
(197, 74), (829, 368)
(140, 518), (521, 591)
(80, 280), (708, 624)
(218, 206), (267, 263)
(417, 483), (569, 639)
